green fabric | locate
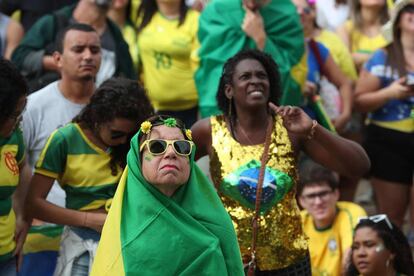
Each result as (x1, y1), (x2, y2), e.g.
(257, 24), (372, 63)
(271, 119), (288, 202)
(120, 131), (244, 275)
(309, 95), (336, 132)
(195, 0), (305, 118)
(65, 183), (116, 210)
(11, 4), (136, 80)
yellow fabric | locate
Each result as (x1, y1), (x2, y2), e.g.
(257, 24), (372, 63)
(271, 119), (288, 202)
(0, 130), (25, 258)
(0, 210), (16, 257)
(345, 20), (388, 54)
(301, 201), (366, 276)
(0, 144), (20, 187)
(316, 30), (357, 80)
(370, 118), (414, 133)
(23, 232), (60, 254)
(35, 124), (121, 211)
(210, 115), (308, 270)
(90, 168), (127, 276)
(138, 11), (199, 111)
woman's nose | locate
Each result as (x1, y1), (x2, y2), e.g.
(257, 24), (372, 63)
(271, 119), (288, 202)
(164, 144), (176, 158)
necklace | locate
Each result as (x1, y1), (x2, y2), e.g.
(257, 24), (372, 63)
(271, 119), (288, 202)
(236, 117), (271, 145)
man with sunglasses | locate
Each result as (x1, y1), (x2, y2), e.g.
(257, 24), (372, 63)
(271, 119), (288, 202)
(298, 162), (366, 276)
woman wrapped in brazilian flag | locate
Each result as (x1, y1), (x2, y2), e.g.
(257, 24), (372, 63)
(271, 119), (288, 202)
(91, 115), (244, 276)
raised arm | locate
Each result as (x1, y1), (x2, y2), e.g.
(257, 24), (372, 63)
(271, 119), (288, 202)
(270, 103), (370, 179)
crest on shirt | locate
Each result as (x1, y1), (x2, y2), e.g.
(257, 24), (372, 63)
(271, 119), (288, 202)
(328, 238), (337, 252)
(4, 152), (19, 175)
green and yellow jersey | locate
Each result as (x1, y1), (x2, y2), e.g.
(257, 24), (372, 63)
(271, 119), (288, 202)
(35, 123), (121, 211)
(301, 201), (366, 276)
(137, 10), (199, 111)
(0, 128), (25, 261)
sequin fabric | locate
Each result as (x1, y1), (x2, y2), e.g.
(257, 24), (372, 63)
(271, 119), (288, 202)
(210, 115), (308, 271)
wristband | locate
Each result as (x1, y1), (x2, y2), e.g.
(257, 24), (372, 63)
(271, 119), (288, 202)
(307, 120), (318, 140)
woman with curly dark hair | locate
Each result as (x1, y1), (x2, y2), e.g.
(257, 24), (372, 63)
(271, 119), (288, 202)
(192, 49), (370, 274)
(346, 214), (414, 276)
(25, 78), (153, 276)
(0, 58), (29, 275)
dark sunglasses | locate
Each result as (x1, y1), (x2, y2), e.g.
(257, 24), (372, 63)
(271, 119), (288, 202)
(140, 139), (194, 156)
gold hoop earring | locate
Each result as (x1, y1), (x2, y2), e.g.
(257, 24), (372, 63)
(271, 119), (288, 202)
(386, 258), (391, 268)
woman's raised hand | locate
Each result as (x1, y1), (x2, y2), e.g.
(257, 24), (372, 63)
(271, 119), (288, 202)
(269, 102), (313, 139)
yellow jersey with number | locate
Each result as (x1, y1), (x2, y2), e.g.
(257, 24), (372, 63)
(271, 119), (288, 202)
(137, 10), (199, 111)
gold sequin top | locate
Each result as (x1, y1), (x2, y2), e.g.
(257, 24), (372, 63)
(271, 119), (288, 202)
(210, 115), (308, 271)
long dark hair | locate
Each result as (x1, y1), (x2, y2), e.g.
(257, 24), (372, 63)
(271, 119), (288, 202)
(73, 78), (154, 175)
(0, 58), (28, 126)
(346, 219), (414, 276)
(350, 0), (389, 31)
(136, 0), (188, 34)
(385, 5), (412, 78)
(216, 49), (281, 131)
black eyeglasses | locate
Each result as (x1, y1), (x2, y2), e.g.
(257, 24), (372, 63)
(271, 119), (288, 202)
(301, 189), (333, 202)
(358, 214), (393, 230)
(140, 139), (194, 156)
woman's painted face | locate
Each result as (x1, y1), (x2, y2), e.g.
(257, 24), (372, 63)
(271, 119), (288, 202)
(141, 125), (191, 197)
(227, 58), (270, 110)
(98, 117), (138, 147)
(351, 227), (394, 276)
(0, 96), (26, 138)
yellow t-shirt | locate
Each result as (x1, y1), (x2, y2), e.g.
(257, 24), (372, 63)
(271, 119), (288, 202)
(0, 128), (25, 261)
(345, 20), (388, 54)
(316, 29), (357, 80)
(138, 10), (200, 111)
(301, 201), (367, 276)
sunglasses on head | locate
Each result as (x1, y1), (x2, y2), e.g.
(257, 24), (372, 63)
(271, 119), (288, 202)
(140, 139), (194, 156)
(358, 214), (393, 230)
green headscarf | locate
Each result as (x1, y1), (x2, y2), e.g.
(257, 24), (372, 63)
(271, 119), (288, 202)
(118, 117), (244, 275)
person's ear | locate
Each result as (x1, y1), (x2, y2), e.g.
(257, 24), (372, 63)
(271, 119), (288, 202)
(333, 189), (340, 202)
(53, 51), (62, 68)
(224, 84), (233, 99)
(298, 195), (306, 209)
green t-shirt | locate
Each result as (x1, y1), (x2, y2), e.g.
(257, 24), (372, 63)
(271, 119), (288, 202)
(35, 123), (120, 211)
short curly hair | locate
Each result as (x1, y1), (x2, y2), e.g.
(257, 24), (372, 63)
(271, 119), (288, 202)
(216, 49), (281, 119)
(0, 58), (28, 125)
(74, 77), (154, 174)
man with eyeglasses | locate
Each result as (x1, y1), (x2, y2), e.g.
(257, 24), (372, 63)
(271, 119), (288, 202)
(298, 162), (366, 276)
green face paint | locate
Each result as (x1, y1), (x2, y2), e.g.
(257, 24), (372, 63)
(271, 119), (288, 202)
(144, 154), (153, 162)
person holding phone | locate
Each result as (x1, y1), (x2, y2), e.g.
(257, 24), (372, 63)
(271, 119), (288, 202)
(354, 0), (414, 229)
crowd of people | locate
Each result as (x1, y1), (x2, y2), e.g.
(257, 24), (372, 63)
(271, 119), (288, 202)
(0, 0), (413, 275)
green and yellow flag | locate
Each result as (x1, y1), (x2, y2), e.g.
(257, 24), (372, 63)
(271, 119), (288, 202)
(194, 0), (307, 118)
(91, 131), (244, 276)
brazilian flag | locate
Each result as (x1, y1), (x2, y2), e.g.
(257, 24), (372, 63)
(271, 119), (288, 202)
(194, 0), (307, 118)
(91, 131), (244, 275)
